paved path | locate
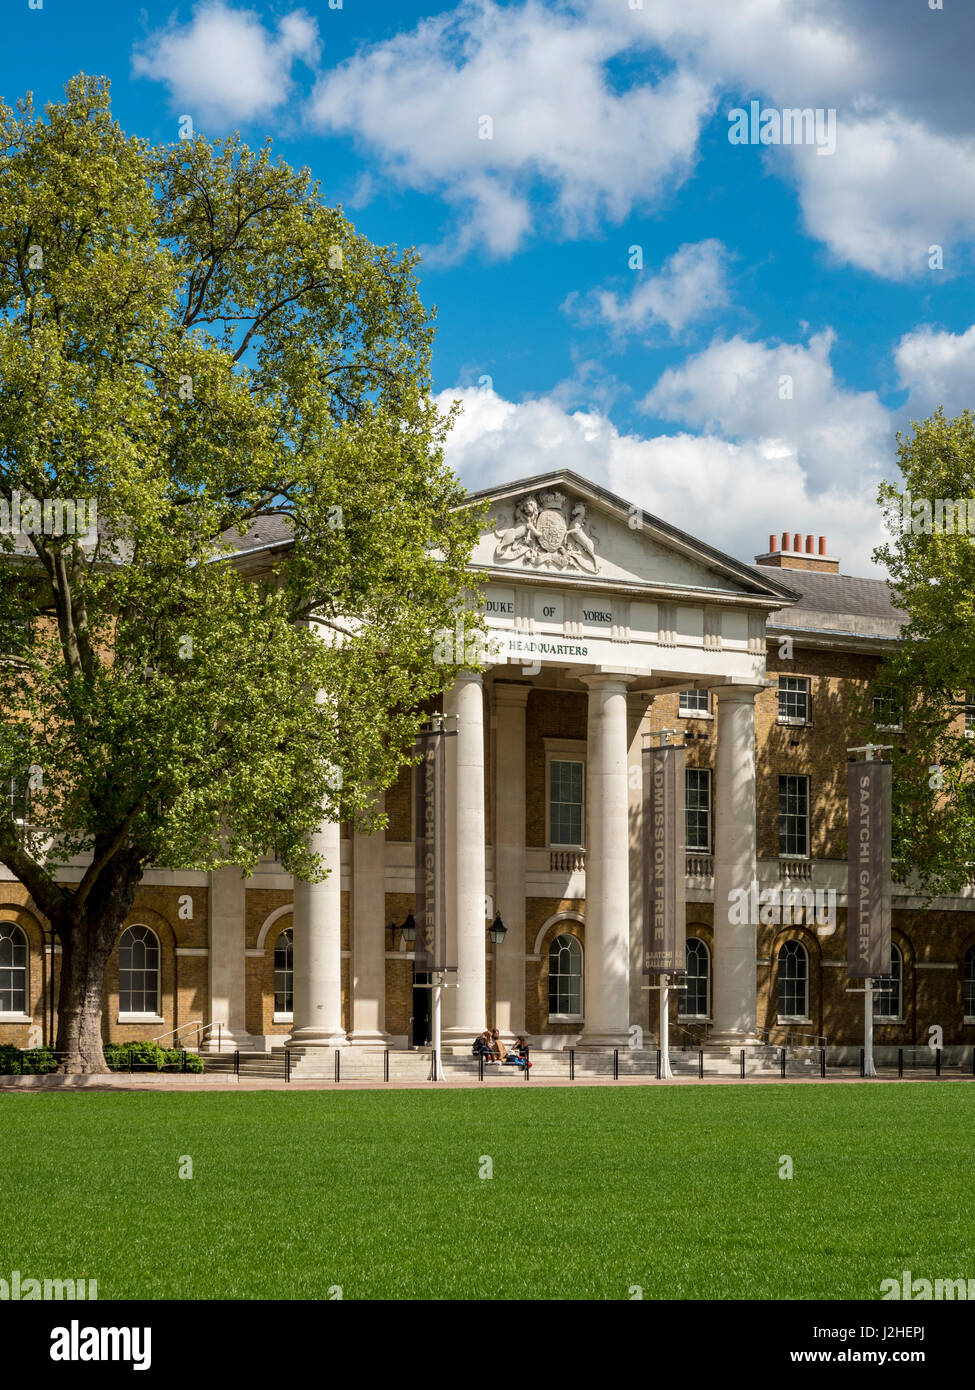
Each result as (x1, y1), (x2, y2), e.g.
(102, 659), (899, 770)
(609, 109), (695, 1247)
(2, 1071), (972, 1093)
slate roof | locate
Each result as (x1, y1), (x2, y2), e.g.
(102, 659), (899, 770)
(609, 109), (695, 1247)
(750, 565), (906, 641)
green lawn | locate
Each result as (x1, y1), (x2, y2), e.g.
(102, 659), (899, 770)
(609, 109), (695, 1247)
(1, 1084), (972, 1300)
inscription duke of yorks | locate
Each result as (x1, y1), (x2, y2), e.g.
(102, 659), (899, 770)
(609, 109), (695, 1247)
(494, 490), (599, 574)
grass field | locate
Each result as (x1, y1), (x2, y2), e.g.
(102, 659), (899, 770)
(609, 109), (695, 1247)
(1, 1083), (973, 1300)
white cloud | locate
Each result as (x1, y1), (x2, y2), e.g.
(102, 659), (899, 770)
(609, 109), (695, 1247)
(894, 323), (975, 420)
(642, 330), (891, 493)
(308, 1), (712, 256)
(579, 239), (731, 337)
(436, 383), (887, 575)
(132, 1), (320, 124)
(787, 114), (975, 279)
(131, 0), (975, 276)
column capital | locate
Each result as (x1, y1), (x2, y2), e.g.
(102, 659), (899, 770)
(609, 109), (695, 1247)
(712, 682), (768, 702)
(577, 670), (638, 692)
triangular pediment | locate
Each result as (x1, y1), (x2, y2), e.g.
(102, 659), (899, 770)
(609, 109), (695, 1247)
(463, 471), (798, 607)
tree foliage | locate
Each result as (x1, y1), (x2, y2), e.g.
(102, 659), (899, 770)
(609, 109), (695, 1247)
(874, 408), (975, 894)
(0, 76), (481, 1067)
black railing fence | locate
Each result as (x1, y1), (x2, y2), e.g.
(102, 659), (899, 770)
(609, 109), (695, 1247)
(3, 1043), (972, 1084)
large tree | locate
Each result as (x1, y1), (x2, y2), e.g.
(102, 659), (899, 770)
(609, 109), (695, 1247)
(0, 76), (481, 1072)
(874, 408), (975, 895)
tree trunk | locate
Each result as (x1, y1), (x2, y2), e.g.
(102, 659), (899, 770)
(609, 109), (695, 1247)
(54, 855), (142, 1074)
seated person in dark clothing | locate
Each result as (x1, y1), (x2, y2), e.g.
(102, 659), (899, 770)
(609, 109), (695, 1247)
(472, 1031), (496, 1061)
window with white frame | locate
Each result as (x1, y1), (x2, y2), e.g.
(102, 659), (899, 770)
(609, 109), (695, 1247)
(4, 773), (28, 823)
(873, 690), (903, 730)
(778, 676), (810, 724)
(685, 768), (711, 852)
(873, 945), (903, 1021)
(548, 933), (583, 1020)
(964, 946), (975, 1021)
(778, 775), (810, 858)
(777, 941), (809, 1020)
(0, 923), (28, 1015)
(118, 925), (160, 1016)
(274, 927), (293, 1017)
(965, 693), (975, 736)
(679, 689), (710, 717)
(547, 749), (585, 848)
(678, 937), (710, 1019)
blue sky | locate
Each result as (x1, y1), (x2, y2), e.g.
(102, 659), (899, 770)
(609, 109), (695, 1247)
(6, 0), (975, 573)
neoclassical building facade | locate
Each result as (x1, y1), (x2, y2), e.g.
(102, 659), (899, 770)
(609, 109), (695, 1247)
(3, 470), (974, 1057)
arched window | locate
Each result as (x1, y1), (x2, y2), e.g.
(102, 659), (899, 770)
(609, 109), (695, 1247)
(274, 927), (294, 1017)
(678, 937), (710, 1019)
(118, 925), (160, 1016)
(548, 934), (583, 1021)
(0, 923), (28, 1014)
(965, 946), (975, 1022)
(874, 945), (903, 1021)
(777, 941), (808, 1020)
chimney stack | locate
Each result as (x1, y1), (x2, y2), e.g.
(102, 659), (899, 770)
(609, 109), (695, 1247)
(755, 530), (840, 574)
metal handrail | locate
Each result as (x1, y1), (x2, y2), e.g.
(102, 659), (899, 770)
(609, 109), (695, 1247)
(754, 1025), (827, 1049)
(671, 1021), (711, 1048)
(152, 1019), (224, 1051)
(152, 1020), (203, 1044)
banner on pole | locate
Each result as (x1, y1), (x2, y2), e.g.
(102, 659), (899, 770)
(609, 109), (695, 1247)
(414, 724), (448, 971)
(847, 759), (892, 978)
(642, 743), (687, 974)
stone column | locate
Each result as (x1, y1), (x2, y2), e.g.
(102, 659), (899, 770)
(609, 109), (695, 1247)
(711, 685), (763, 1043)
(349, 793), (389, 1046)
(205, 865), (249, 1051)
(442, 670), (487, 1046)
(493, 682), (531, 1039)
(290, 817), (347, 1047)
(579, 672), (634, 1046)
(627, 692), (652, 1038)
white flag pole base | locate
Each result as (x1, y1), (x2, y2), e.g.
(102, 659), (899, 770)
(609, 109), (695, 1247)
(659, 974), (673, 1078)
(429, 973), (445, 1081)
(863, 975), (877, 1077)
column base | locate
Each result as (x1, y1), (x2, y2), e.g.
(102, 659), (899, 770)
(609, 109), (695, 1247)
(440, 1027), (484, 1052)
(346, 1030), (391, 1049)
(287, 1027), (348, 1049)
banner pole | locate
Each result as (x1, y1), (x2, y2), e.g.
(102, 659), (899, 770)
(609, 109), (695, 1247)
(429, 972), (444, 1082)
(847, 741), (892, 1080)
(643, 727), (685, 1079)
(863, 975), (876, 1078)
(659, 973), (672, 1079)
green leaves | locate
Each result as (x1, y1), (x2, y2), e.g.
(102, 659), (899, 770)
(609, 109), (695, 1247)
(873, 409), (975, 893)
(0, 75), (480, 913)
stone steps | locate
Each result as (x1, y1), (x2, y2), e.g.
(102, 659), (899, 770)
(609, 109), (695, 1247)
(274, 1046), (824, 1082)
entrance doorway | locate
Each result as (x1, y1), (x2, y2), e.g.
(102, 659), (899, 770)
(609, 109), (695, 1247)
(412, 970), (432, 1046)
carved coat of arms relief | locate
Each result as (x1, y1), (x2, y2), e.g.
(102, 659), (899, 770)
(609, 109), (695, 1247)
(493, 489), (599, 574)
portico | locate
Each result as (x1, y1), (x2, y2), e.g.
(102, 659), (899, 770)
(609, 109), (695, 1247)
(278, 470), (797, 1057)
